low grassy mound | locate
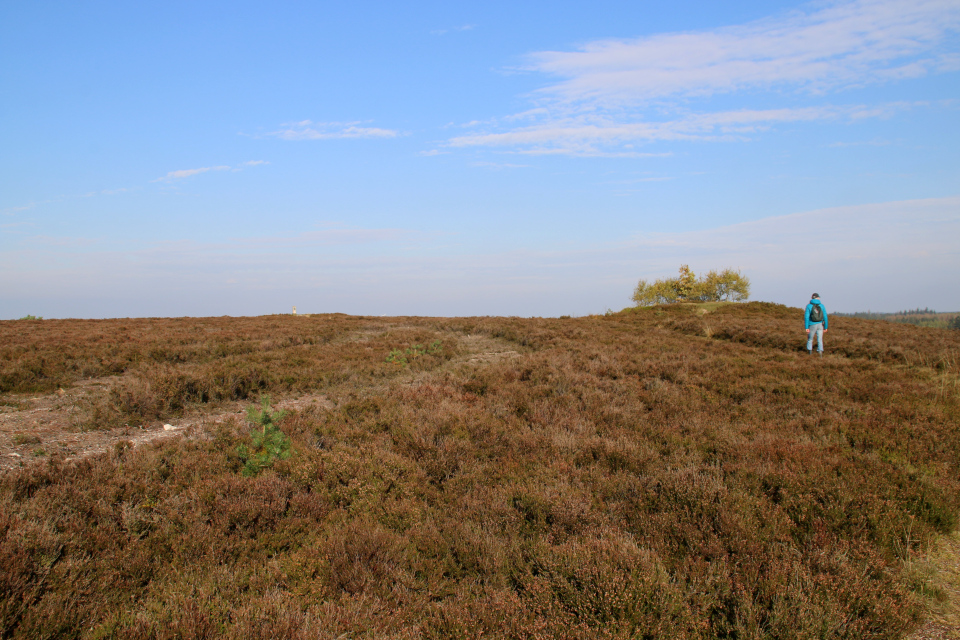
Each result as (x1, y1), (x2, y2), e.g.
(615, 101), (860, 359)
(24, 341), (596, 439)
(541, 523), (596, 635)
(1, 304), (959, 638)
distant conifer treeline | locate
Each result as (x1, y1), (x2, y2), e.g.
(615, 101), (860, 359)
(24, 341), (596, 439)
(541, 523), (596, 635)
(833, 308), (960, 329)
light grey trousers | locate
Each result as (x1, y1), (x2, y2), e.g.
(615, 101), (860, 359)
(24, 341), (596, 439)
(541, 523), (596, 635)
(806, 322), (824, 352)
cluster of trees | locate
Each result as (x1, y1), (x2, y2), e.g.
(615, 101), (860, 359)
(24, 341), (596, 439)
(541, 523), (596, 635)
(632, 265), (751, 306)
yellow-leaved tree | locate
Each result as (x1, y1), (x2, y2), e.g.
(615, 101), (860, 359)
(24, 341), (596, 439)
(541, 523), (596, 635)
(632, 266), (750, 306)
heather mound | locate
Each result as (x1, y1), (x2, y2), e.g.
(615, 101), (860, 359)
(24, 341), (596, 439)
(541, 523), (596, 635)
(1, 304), (959, 638)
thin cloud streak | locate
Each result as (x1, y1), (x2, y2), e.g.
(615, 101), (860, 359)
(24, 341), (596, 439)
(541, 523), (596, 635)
(11, 226), (412, 254)
(267, 120), (399, 141)
(152, 160), (267, 182)
(6, 162), (263, 217)
(153, 166), (231, 182)
(3, 186), (141, 216)
(229, 227), (413, 247)
(2, 203), (41, 215)
(431, 24), (477, 35)
(447, 104), (903, 155)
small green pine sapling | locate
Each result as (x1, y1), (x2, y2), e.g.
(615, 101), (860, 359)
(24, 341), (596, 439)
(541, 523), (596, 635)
(385, 340), (443, 367)
(386, 349), (408, 367)
(237, 395), (291, 476)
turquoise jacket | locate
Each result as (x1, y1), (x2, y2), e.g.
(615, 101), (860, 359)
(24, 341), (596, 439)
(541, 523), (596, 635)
(804, 299), (828, 329)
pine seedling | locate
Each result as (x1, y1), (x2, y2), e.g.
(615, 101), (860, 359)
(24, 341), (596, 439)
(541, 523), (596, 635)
(237, 395), (291, 476)
(385, 340), (443, 367)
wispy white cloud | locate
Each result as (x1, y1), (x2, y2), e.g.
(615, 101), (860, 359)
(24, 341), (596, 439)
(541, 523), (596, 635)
(448, 104), (896, 156)
(527, 0), (960, 105)
(10, 226), (411, 252)
(3, 186), (138, 216)
(2, 203), (40, 215)
(448, 0), (959, 156)
(153, 166), (231, 182)
(471, 161), (532, 169)
(6, 162), (265, 217)
(267, 120), (399, 141)
(26, 235), (101, 248)
(605, 176), (675, 184)
(153, 160), (269, 182)
(431, 24), (476, 35)
(827, 138), (892, 147)
(231, 227), (411, 247)
(0, 220), (33, 230)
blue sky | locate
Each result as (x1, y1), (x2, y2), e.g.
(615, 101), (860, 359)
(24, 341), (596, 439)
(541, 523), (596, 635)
(2, 0), (958, 318)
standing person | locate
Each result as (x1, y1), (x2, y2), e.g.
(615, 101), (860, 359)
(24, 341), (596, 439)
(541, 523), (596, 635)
(805, 293), (828, 356)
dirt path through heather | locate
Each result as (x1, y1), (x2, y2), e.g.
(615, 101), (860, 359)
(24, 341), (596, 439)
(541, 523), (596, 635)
(0, 330), (520, 471)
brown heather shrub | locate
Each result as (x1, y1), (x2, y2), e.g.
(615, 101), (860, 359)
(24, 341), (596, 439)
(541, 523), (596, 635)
(1, 305), (960, 637)
(0, 314), (366, 394)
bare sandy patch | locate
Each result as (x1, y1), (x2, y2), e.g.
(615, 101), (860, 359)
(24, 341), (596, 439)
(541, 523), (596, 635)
(0, 329), (518, 470)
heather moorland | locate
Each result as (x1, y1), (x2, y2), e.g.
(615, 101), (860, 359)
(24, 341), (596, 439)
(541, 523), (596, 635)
(1, 302), (959, 639)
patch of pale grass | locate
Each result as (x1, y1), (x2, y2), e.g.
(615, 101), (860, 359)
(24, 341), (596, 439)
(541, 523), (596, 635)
(909, 531), (960, 639)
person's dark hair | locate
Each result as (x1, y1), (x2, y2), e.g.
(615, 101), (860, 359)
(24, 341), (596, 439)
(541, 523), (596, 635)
(812, 293), (820, 299)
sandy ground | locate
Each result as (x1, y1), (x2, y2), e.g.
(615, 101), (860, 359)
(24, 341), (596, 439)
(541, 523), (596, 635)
(0, 375), (158, 470)
(0, 332), (519, 471)
(0, 378), (341, 471)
